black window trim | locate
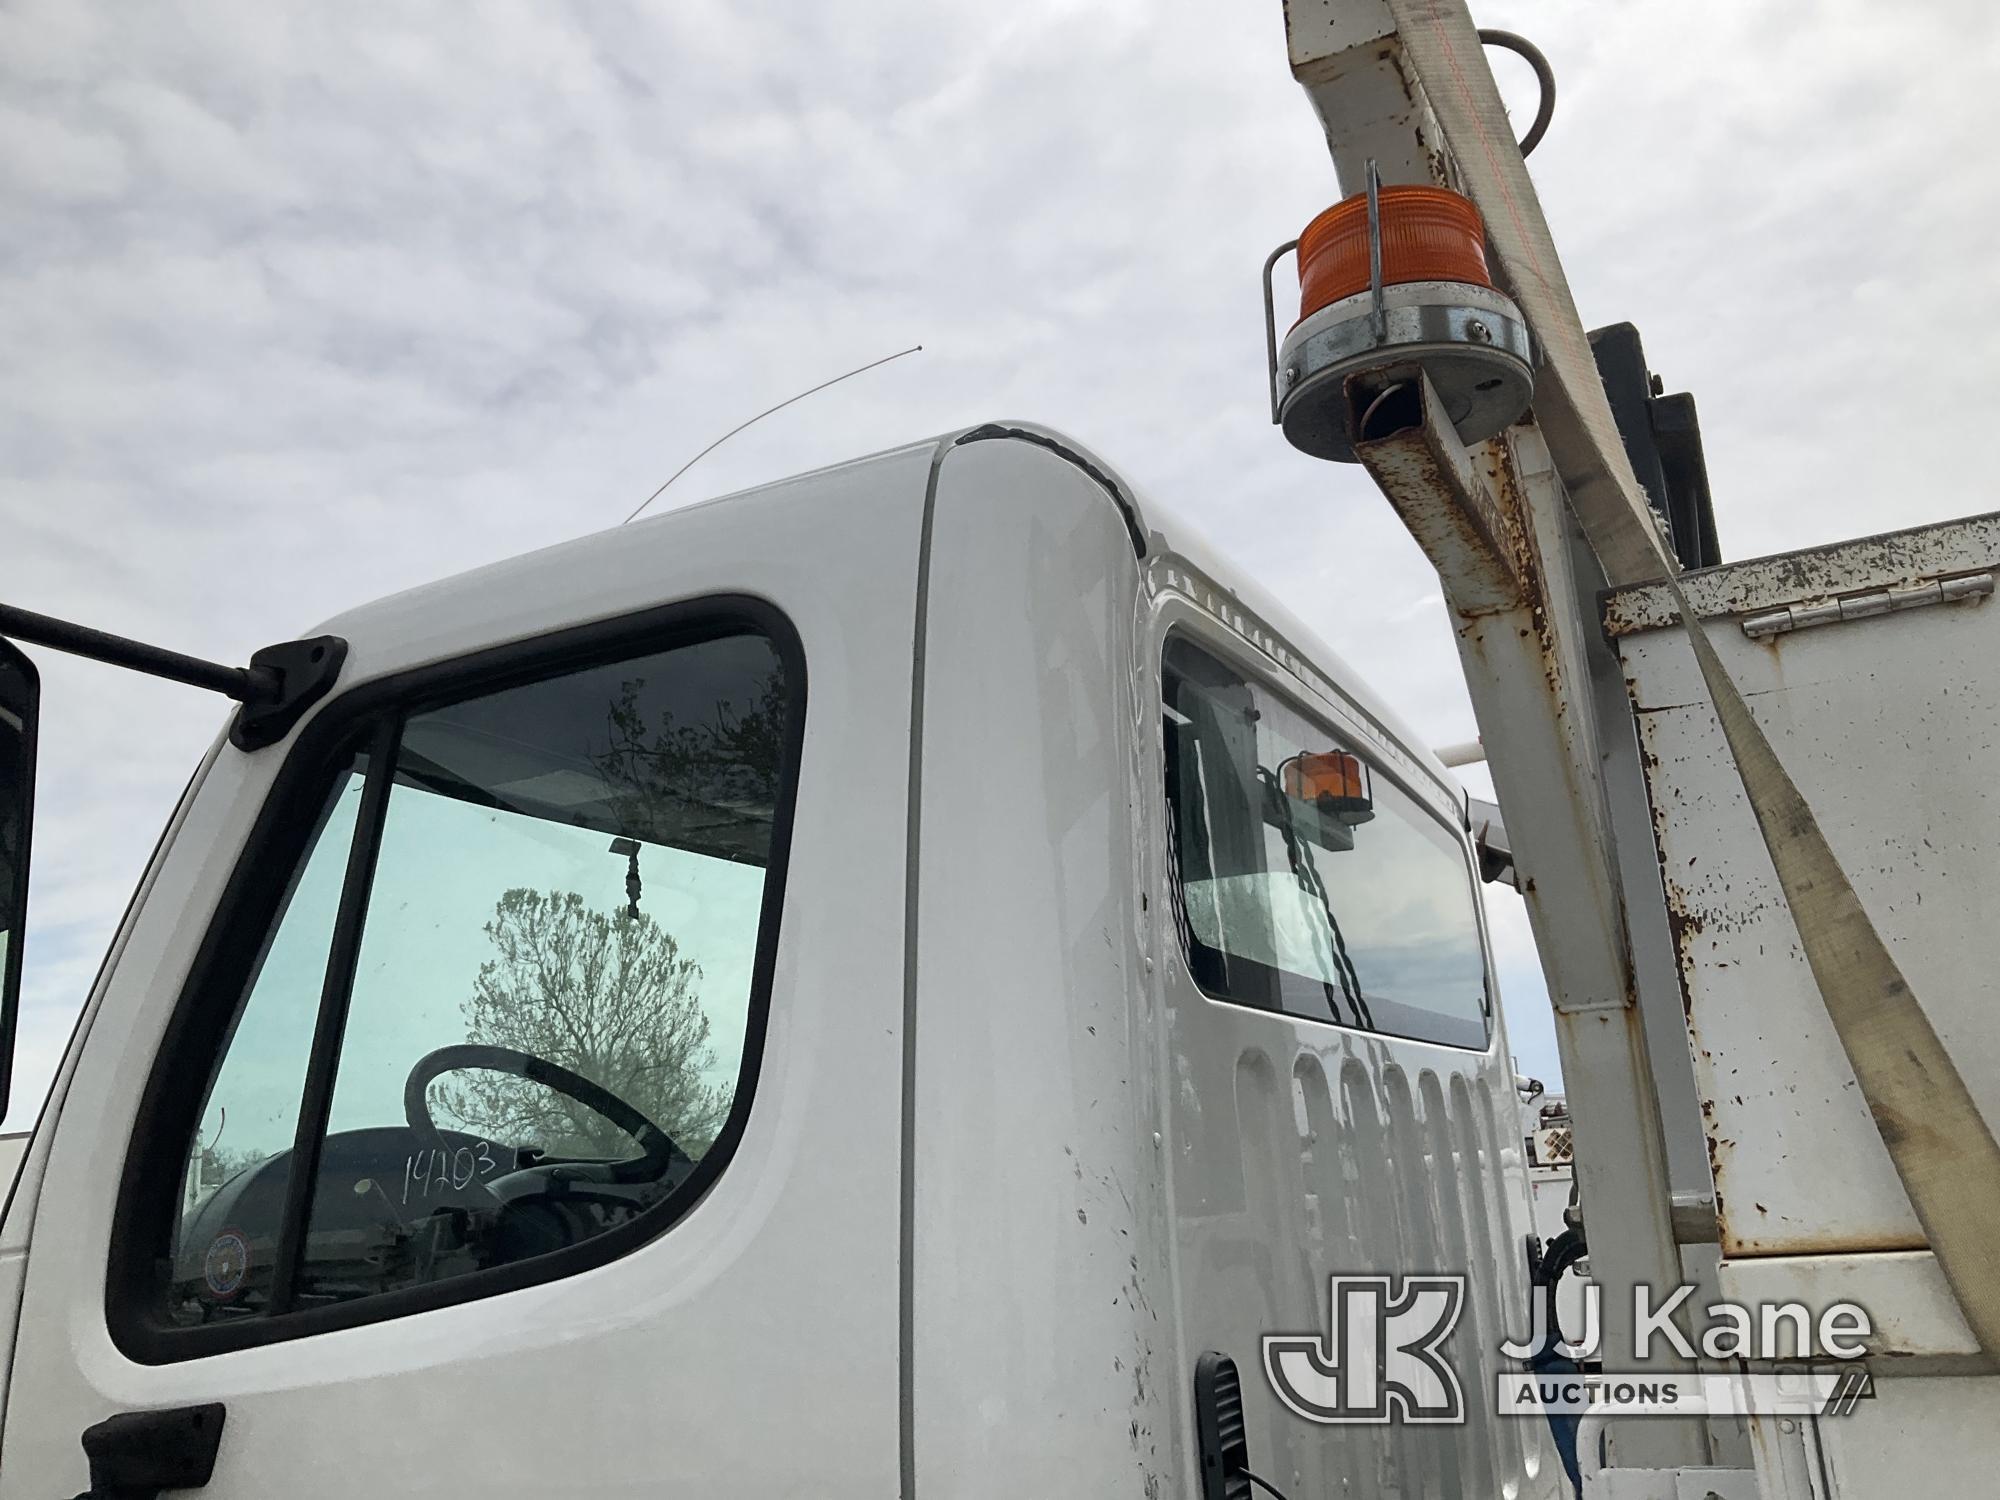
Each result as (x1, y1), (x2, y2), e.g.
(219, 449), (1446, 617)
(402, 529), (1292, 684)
(1159, 627), (1492, 1052)
(107, 593), (808, 1364)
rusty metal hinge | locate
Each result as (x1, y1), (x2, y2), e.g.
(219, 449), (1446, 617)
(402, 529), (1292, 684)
(1740, 571), (1994, 639)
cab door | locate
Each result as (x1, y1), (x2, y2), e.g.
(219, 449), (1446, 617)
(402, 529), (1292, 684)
(0, 449), (930, 1498)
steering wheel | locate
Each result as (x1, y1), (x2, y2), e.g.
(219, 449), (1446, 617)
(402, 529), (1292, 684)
(402, 1043), (684, 1183)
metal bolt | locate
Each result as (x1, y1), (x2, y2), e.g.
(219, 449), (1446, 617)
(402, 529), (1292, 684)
(1649, 372), (1665, 396)
(1466, 319), (1492, 344)
(1280, 366), (1299, 389)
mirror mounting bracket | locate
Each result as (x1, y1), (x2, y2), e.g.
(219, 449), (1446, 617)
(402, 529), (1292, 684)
(0, 601), (347, 752)
(229, 636), (348, 751)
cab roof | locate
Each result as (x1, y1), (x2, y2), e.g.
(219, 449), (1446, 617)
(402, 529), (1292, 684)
(311, 422), (1456, 806)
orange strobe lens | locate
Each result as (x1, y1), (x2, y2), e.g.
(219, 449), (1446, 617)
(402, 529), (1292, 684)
(1295, 186), (1493, 324)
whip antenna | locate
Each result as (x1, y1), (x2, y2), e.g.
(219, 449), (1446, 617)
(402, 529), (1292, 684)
(623, 344), (923, 524)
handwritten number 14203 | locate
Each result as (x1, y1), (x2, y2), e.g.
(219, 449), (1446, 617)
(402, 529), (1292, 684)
(402, 1141), (497, 1203)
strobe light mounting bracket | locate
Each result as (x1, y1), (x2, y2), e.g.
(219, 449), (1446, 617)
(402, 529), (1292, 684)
(1261, 158), (1536, 463)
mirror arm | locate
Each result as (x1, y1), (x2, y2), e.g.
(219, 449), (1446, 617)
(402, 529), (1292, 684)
(0, 602), (346, 751)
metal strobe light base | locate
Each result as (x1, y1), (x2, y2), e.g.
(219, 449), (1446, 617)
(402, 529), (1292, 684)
(1274, 280), (1534, 462)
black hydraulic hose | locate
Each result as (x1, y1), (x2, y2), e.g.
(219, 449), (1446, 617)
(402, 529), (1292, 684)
(1478, 29), (1557, 157)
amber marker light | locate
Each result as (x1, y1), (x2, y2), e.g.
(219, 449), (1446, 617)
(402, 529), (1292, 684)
(1282, 750), (1376, 825)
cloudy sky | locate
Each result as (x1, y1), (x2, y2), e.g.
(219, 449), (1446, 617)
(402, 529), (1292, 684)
(5, 0), (1997, 1131)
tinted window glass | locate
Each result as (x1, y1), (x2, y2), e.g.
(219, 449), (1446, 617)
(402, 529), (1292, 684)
(162, 626), (794, 1327)
(1163, 636), (1488, 1049)
(167, 766), (365, 1324)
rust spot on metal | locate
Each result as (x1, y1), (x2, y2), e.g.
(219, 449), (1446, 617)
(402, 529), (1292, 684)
(1706, 1131), (1727, 1231)
(1351, 368), (1524, 617)
(1424, 140), (1448, 184)
(1726, 1224), (1932, 1258)
(1602, 513), (2000, 637)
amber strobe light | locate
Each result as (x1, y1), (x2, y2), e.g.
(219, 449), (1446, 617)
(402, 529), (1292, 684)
(1295, 186), (1492, 324)
(1264, 164), (1533, 462)
(1282, 751), (1375, 825)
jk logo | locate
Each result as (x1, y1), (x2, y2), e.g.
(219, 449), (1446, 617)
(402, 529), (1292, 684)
(1263, 1275), (1467, 1425)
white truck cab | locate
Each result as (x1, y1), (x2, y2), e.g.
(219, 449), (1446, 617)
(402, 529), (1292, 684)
(0, 426), (1556, 1497)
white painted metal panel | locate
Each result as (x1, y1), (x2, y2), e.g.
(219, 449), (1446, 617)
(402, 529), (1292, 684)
(908, 434), (1559, 1497)
(0, 446), (935, 1498)
(1810, 1374), (2000, 1494)
(1719, 1251), (1975, 1361)
(0, 738), (221, 1440)
(908, 437), (1175, 1496)
(1613, 517), (2000, 1266)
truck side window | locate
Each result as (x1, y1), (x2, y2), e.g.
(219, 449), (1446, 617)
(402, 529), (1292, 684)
(152, 621), (799, 1336)
(166, 766), (367, 1322)
(1162, 635), (1489, 1049)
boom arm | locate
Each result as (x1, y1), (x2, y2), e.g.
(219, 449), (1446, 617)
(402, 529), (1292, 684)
(1278, 0), (2000, 1486)
(1279, 2), (1703, 1470)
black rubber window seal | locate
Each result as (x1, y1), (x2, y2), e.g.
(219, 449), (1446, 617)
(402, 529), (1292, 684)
(103, 594), (808, 1364)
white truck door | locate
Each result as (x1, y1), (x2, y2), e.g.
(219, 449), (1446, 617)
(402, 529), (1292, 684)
(0, 451), (929, 1498)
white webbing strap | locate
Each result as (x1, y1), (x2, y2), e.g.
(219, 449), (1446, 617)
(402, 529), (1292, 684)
(1383, 0), (1670, 589)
